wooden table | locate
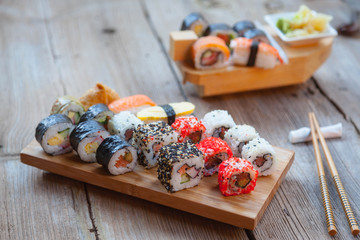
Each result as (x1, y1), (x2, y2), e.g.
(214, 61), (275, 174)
(1, 0), (359, 239)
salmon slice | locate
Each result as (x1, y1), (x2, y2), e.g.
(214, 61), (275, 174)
(108, 95), (156, 114)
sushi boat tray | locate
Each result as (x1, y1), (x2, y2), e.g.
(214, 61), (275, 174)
(21, 139), (294, 230)
(170, 28), (333, 97)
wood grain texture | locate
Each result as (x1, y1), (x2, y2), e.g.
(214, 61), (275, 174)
(170, 30), (333, 97)
(21, 140), (294, 230)
(143, 0), (360, 239)
(0, 157), (94, 240)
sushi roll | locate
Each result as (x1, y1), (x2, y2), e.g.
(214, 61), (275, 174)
(133, 121), (178, 169)
(35, 114), (74, 155)
(203, 23), (237, 46)
(192, 36), (230, 70)
(224, 125), (259, 157)
(136, 102), (195, 125)
(180, 12), (208, 37)
(230, 37), (283, 69)
(96, 135), (137, 175)
(201, 110), (235, 140)
(70, 120), (110, 162)
(79, 103), (114, 126)
(108, 111), (143, 143)
(233, 20), (255, 36)
(196, 137), (233, 176)
(50, 96), (85, 124)
(108, 94), (156, 114)
(242, 137), (276, 176)
(218, 158), (258, 196)
(158, 141), (204, 192)
(171, 116), (206, 144)
(243, 28), (270, 45)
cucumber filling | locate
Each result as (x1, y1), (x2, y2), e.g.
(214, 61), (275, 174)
(47, 128), (70, 146)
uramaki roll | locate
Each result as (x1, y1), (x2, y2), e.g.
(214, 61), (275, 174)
(192, 36), (230, 70)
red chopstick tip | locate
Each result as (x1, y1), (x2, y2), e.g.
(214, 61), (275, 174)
(328, 227), (337, 236)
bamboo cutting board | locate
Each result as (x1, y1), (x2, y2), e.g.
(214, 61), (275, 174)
(20, 139), (294, 230)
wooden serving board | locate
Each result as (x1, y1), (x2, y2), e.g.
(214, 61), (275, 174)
(21, 139), (294, 230)
(169, 29), (334, 97)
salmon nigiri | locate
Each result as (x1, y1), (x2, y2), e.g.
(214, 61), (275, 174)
(108, 95), (156, 114)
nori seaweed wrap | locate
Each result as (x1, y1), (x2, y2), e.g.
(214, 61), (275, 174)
(96, 135), (137, 175)
(233, 20), (255, 36)
(79, 103), (114, 126)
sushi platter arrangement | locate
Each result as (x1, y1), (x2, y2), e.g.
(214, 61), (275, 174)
(21, 83), (294, 229)
(171, 7), (335, 97)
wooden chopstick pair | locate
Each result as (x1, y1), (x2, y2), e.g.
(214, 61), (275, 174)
(308, 112), (360, 236)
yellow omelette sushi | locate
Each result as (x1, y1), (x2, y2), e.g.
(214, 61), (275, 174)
(136, 102), (195, 125)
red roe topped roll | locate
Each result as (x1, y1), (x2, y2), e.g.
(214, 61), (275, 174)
(218, 158), (258, 196)
(196, 137), (233, 176)
(171, 116), (206, 144)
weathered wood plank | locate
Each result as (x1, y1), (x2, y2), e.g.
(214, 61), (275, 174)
(37, 0), (249, 238)
(0, 0), (65, 156)
(0, 157), (94, 240)
(143, 0), (360, 239)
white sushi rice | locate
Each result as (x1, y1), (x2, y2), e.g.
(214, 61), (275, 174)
(41, 123), (74, 155)
(224, 125), (259, 157)
(77, 131), (110, 162)
(241, 137), (276, 176)
(202, 110), (236, 138)
(170, 156), (204, 192)
(108, 111), (143, 143)
(194, 46), (229, 70)
(107, 146), (137, 175)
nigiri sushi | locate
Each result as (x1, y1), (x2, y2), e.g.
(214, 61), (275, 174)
(230, 37), (283, 69)
(108, 95), (156, 114)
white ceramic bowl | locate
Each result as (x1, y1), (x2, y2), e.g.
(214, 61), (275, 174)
(264, 12), (337, 46)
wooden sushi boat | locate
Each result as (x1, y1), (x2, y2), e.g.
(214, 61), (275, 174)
(169, 28), (334, 97)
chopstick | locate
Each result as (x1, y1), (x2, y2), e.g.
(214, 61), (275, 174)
(308, 113), (337, 236)
(310, 112), (360, 236)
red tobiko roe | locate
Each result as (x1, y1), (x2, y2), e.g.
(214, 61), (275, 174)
(218, 157), (258, 196)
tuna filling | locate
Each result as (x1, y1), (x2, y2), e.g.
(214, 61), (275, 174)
(177, 164), (201, 184)
(115, 150), (133, 168)
(205, 152), (228, 170)
(231, 172), (251, 190)
(201, 50), (221, 66)
(253, 153), (273, 172)
(152, 142), (163, 158)
(187, 130), (202, 144)
(212, 127), (229, 140)
(124, 128), (134, 142)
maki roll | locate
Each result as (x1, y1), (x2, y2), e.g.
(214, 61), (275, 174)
(171, 116), (206, 144)
(35, 114), (74, 155)
(180, 12), (208, 37)
(196, 137), (233, 176)
(108, 111), (143, 143)
(50, 96), (85, 124)
(133, 121), (178, 169)
(233, 20), (255, 36)
(224, 125), (259, 157)
(192, 36), (230, 70)
(203, 23), (237, 46)
(218, 158), (258, 196)
(201, 110), (235, 140)
(230, 37), (283, 69)
(158, 141), (204, 192)
(242, 137), (276, 176)
(70, 120), (110, 162)
(243, 28), (270, 45)
(79, 103), (114, 125)
(96, 135), (137, 175)
(136, 102), (195, 125)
